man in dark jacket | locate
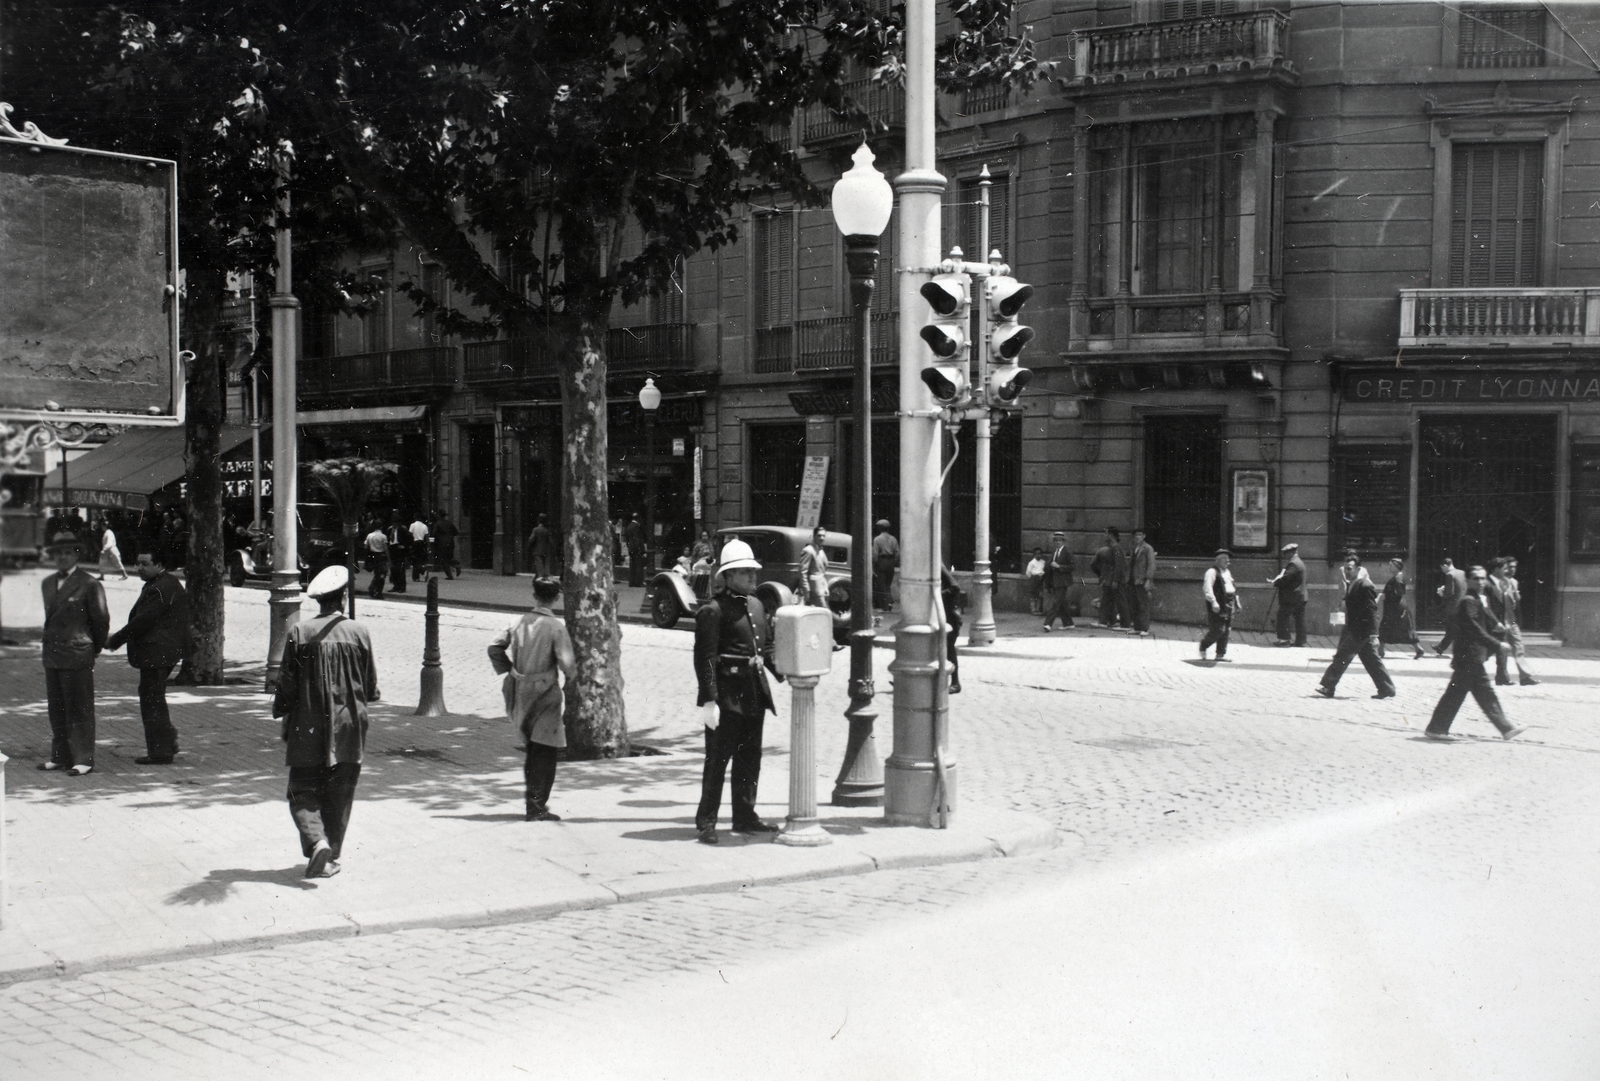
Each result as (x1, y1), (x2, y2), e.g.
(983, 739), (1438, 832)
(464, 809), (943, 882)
(1041, 531), (1076, 631)
(39, 529), (110, 776)
(105, 547), (192, 764)
(1433, 557), (1468, 656)
(1090, 527), (1129, 629)
(1486, 556), (1537, 687)
(624, 513), (646, 587)
(386, 516), (411, 594)
(1316, 551), (1396, 699)
(692, 538), (781, 844)
(1128, 529), (1156, 636)
(1271, 542), (1308, 646)
(272, 565), (379, 878)
(1426, 565), (1523, 740)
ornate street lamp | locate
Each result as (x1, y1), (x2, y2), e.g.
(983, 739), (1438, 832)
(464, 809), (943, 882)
(830, 142), (894, 806)
(638, 377), (662, 585)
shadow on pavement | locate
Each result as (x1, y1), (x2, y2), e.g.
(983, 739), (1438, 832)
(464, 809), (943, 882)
(165, 867), (319, 906)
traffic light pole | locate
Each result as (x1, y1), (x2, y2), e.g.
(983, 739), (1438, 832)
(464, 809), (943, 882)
(887, 0), (956, 828)
(970, 169), (997, 647)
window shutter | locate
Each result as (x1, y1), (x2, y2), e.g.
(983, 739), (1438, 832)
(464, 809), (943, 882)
(1450, 143), (1541, 288)
(776, 211), (794, 324)
(1161, 0), (1238, 19)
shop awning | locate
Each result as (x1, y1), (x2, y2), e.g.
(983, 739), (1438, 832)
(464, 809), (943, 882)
(42, 425), (256, 512)
(296, 404), (427, 427)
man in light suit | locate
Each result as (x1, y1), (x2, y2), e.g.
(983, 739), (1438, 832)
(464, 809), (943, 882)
(1433, 557), (1468, 656)
(39, 529), (110, 776)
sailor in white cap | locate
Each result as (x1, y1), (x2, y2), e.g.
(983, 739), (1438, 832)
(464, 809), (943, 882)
(691, 538), (781, 844)
(272, 563), (378, 878)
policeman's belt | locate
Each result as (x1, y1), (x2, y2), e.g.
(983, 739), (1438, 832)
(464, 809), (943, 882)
(716, 654), (760, 669)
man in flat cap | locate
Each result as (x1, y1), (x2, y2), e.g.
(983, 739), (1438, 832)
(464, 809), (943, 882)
(1199, 548), (1239, 660)
(272, 565), (379, 878)
(1269, 542), (1308, 647)
(871, 519), (899, 612)
(1315, 550), (1395, 700)
(1041, 531), (1076, 631)
(39, 529), (109, 776)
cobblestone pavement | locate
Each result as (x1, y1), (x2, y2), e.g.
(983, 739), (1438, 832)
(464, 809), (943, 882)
(2, 573), (1598, 1078)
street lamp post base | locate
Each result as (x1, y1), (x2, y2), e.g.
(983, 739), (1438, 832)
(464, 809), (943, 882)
(775, 820), (833, 847)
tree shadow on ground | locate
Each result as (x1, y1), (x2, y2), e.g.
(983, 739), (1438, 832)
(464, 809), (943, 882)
(165, 866), (319, 906)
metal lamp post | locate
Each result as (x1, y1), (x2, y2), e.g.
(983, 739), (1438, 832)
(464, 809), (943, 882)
(639, 377), (661, 585)
(830, 142), (894, 806)
(265, 163), (302, 693)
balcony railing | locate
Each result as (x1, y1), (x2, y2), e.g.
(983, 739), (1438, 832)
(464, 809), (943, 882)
(1074, 291), (1276, 350)
(606, 322), (694, 372)
(804, 78), (905, 144)
(753, 326), (795, 374)
(462, 336), (559, 385)
(300, 347), (457, 396)
(1067, 10), (1292, 85)
(753, 313), (899, 374)
(1399, 288), (1600, 347)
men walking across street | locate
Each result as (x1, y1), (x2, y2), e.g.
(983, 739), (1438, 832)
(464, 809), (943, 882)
(364, 520), (390, 598)
(1041, 531), (1076, 631)
(1426, 564), (1524, 741)
(1129, 529), (1156, 636)
(1488, 557), (1538, 686)
(272, 566), (379, 879)
(1434, 557), (1468, 656)
(1090, 527), (1129, 629)
(1316, 551), (1396, 700)
(871, 519), (899, 611)
(692, 538), (781, 844)
(38, 529), (110, 776)
(105, 547), (192, 764)
(488, 576), (576, 821)
(1198, 548), (1239, 660)
(409, 513), (431, 581)
(1270, 542), (1308, 646)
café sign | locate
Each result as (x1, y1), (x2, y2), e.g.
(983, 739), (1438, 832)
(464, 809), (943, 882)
(1343, 368), (1600, 404)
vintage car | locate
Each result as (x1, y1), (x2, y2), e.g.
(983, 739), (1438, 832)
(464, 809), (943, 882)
(649, 525), (853, 633)
(226, 502), (343, 586)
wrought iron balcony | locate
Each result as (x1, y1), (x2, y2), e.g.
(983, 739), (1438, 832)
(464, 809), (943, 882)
(1066, 10), (1293, 86)
(1399, 288), (1600, 348)
(803, 78), (904, 145)
(606, 322), (694, 372)
(462, 324), (694, 385)
(462, 336), (559, 385)
(752, 313), (899, 374)
(300, 347), (457, 396)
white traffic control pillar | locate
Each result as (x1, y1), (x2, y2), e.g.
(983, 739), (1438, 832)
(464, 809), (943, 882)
(0, 750), (7, 928)
(773, 605), (836, 847)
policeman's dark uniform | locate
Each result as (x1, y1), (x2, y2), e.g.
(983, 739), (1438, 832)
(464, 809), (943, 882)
(693, 588), (780, 833)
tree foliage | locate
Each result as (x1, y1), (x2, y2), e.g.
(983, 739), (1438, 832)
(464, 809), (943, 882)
(309, 458), (398, 618)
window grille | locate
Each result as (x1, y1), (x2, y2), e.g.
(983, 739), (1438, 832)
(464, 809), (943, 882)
(1143, 415), (1223, 556)
(1458, 6), (1545, 68)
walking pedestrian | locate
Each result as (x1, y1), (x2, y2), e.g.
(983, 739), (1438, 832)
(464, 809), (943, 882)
(1024, 548), (1047, 616)
(1378, 557), (1425, 660)
(1488, 557), (1538, 686)
(527, 513), (556, 577)
(1433, 557), (1468, 656)
(1198, 548), (1239, 660)
(1425, 565), (1524, 741)
(364, 520), (390, 599)
(1129, 529), (1156, 636)
(409, 512), (431, 581)
(272, 566), (379, 879)
(1090, 527), (1129, 629)
(871, 520), (899, 611)
(38, 529), (109, 776)
(941, 566), (963, 694)
(488, 576), (576, 821)
(94, 514), (129, 581)
(431, 512), (460, 579)
(104, 547), (192, 764)
(798, 525), (831, 608)
(1315, 551), (1396, 699)
(623, 513), (645, 587)
(1041, 531), (1076, 631)
(386, 516), (411, 594)
(1269, 542), (1308, 646)
(692, 539), (781, 844)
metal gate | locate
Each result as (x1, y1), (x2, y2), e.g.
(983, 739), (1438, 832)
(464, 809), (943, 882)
(1415, 414), (1556, 631)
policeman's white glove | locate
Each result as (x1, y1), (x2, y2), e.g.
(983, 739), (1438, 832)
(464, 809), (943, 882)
(700, 701), (719, 730)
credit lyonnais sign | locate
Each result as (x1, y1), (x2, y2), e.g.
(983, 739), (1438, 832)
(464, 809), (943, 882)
(1343, 368), (1600, 404)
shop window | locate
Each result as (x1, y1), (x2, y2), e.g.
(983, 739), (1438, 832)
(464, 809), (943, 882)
(1330, 445), (1411, 557)
(1570, 444), (1600, 561)
(748, 422), (808, 526)
(1143, 415), (1223, 556)
(1458, 6), (1545, 68)
(1449, 143), (1542, 287)
(949, 415), (1023, 572)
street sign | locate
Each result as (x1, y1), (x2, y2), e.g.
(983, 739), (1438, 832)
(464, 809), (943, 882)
(795, 455), (830, 529)
(1, 122), (181, 427)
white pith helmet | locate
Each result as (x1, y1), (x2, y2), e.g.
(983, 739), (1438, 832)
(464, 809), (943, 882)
(717, 538), (762, 574)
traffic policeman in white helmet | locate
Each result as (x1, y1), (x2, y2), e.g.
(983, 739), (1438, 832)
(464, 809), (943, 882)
(692, 537), (782, 844)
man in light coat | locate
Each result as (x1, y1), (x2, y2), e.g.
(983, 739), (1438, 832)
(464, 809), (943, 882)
(489, 576), (576, 821)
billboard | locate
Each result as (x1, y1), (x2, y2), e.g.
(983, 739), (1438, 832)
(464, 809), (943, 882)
(1, 122), (181, 426)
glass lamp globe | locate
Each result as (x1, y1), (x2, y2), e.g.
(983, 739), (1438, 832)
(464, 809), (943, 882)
(638, 377), (662, 412)
(831, 142), (894, 238)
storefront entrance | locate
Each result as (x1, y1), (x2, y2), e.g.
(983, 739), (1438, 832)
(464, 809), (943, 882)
(1416, 414), (1556, 631)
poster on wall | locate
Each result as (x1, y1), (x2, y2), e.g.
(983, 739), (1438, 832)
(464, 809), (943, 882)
(1231, 469), (1270, 550)
(795, 455), (830, 529)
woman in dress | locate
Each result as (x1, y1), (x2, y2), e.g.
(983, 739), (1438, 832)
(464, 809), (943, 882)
(1379, 556), (1425, 660)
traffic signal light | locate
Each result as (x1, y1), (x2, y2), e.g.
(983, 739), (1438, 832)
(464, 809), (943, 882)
(921, 363), (972, 407)
(985, 274), (1034, 406)
(919, 272), (970, 359)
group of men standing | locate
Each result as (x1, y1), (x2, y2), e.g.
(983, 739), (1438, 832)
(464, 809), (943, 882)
(364, 511), (460, 598)
(1038, 527), (1157, 635)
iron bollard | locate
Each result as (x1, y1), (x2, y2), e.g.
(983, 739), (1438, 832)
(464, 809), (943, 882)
(0, 751), (8, 928)
(773, 606), (835, 847)
(415, 576), (448, 716)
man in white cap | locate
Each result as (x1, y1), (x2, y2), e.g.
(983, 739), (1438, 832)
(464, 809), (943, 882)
(272, 565), (379, 878)
(39, 529), (109, 776)
(692, 538), (781, 844)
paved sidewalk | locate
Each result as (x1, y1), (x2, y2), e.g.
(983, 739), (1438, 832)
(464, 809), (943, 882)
(0, 572), (1054, 988)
